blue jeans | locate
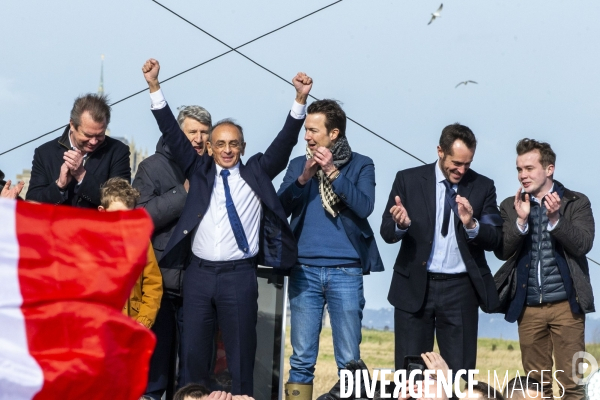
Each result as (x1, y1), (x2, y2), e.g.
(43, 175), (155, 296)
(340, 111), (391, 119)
(288, 264), (365, 383)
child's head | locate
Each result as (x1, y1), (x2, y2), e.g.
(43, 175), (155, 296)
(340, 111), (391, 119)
(98, 177), (140, 212)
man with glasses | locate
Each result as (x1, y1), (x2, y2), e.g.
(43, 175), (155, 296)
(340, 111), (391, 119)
(142, 58), (313, 395)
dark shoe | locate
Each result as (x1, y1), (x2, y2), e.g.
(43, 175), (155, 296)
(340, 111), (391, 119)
(317, 359), (372, 400)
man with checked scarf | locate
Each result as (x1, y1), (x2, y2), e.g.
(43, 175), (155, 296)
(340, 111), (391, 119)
(278, 99), (384, 400)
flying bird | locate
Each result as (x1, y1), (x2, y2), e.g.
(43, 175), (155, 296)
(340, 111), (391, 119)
(455, 80), (478, 88)
(428, 4), (443, 25)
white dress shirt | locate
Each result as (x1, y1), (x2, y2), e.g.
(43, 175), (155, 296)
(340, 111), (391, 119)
(394, 162), (479, 274)
(149, 88), (307, 261)
(426, 162), (479, 273)
(192, 163), (262, 261)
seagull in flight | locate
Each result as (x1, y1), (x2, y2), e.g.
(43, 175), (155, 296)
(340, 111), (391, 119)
(428, 4), (443, 25)
(455, 80), (478, 88)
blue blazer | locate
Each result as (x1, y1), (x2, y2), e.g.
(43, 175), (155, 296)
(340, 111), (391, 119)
(278, 152), (384, 275)
(151, 104), (304, 271)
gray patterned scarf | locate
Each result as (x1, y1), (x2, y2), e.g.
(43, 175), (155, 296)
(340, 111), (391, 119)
(305, 136), (352, 217)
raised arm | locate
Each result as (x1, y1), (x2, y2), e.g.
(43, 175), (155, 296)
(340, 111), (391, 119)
(142, 59), (202, 178)
(260, 73), (312, 179)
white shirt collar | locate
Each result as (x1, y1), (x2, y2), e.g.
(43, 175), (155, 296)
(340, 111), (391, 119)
(530, 182), (555, 203)
(215, 162), (241, 177)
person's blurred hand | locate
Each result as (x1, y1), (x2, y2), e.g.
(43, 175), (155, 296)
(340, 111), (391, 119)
(208, 391), (232, 400)
(1, 180), (25, 199)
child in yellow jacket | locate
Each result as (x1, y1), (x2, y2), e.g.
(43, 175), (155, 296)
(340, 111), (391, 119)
(99, 177), (162, 328)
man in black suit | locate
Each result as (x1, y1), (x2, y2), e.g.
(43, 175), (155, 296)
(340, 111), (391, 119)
(142, 58), (312, 395)
(27, 94), (131, 207)
(380, 124), (502, 374)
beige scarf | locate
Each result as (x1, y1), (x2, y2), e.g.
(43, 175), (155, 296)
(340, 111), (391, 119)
(305, 137), (352, 217)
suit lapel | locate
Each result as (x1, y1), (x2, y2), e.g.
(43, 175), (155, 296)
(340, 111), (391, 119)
(83, 145), (107, 176)
(206, 160), (216, 192)
(421, 163), (437, 228)
(239, 161), (262, 201)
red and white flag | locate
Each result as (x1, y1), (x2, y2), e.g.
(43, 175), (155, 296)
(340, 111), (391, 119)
(0, 198), (156, 399)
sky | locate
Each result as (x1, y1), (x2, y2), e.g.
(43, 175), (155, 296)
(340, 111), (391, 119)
(1, 0), (599, 313)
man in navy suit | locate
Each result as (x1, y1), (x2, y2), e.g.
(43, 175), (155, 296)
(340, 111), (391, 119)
(278, 100), (384, 400)
(142, 59), (313, 395)
(380, 124), (502, 375)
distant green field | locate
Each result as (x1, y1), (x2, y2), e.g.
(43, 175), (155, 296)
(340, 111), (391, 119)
(283, 328), (597, 398)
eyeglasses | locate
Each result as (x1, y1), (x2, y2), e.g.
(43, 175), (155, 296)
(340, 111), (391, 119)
(212, 141), (242, 150)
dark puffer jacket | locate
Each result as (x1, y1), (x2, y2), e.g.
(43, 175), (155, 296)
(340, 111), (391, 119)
(525, 201), (568, 305)
(132, 137), (188, 295)
(494, 181), (595, 322)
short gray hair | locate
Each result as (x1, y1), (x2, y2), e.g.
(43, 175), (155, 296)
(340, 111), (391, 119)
(210, 118), (245, 143)
(176, 105), (212, 129)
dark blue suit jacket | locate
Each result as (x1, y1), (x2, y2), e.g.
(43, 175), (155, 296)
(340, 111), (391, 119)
(151, 104), (304, 271)
(380, 163), (502, 313)
(278, 152), (384, 275)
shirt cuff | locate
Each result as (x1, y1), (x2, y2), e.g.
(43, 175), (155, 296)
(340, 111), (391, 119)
(464, 218), (479, 239)
(394, 223), (409, 240)
(548, 219), (559, 231)
(150, 88), (167, 110)
(516, 220), (529, 235)
(290, 101), (307, 119)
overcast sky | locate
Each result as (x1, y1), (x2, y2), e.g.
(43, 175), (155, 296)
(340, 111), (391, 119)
(1, 0), (599, 313)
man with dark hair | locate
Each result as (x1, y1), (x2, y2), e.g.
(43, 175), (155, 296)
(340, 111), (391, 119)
(381, 123), (502, 375)
(142, 58), (312, 395)
(133, 104), (212, 400)
(495, 138), (594, 400)
(278, 99), (384, 400)
(27, 93), (130, 208)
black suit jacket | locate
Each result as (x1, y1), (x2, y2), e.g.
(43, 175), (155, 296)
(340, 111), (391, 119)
(152, 104), (303, 271)
(380, 162), (502, 313)
(27, 127), (131, 208)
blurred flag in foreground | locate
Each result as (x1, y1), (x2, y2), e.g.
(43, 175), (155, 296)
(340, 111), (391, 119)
(0, 198), (156, 400)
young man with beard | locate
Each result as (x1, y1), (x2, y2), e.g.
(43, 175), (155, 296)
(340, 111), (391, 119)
(495, 139), (594, 400)
(278, 100), (384, 400)
(380, 124), (502, 376)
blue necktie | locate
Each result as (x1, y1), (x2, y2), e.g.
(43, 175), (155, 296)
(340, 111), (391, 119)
(441, 180), (459, 237)
(220, 169), (250, 254)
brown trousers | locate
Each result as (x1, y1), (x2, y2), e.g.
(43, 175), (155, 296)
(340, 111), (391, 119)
(518, 301), (585, 400)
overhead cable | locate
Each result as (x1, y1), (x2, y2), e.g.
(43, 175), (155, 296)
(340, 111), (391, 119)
(0, 0), (343, 157)
(149, 0), (427, 164)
